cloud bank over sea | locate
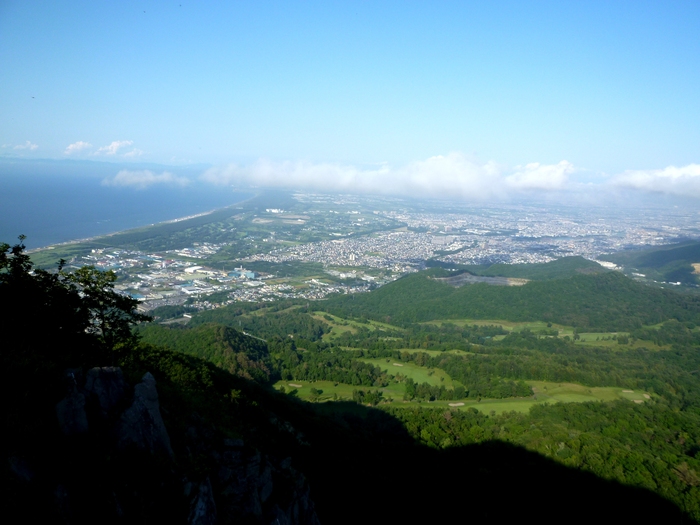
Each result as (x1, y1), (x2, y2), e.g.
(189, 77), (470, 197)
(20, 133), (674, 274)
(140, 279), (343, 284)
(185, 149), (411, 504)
(102, 170), (190, 190)
(200, 153), (577, 201)
(199, 153), (700, 202)
(13, 153), (699, 203)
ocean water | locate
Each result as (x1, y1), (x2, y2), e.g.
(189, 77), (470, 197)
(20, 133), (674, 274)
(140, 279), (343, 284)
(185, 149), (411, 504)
(0, 160), (250, 249)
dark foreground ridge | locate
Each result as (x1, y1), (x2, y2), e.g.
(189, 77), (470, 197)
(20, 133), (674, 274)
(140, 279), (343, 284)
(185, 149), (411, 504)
(4, 358), (693, 524)
(2, 238), (697, 523)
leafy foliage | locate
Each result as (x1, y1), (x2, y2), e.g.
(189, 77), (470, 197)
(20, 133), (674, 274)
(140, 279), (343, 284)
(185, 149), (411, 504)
(6, 231), (700, 522)
(191, 304), (330, 341)
(1, 236), (147, 354)
(137, 323), (271, 382)
(270, 337), (390, 387)
(325, 270), (700, 330)
(384, 401), (700, 518)
(148, 304), (197, 321)
(332, 321), (507, 351)
(475, 255), (606, 280)
(68, 265), (150, 348)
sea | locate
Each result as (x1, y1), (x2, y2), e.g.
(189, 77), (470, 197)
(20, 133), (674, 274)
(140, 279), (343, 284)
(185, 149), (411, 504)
(0, 159), (251, 249)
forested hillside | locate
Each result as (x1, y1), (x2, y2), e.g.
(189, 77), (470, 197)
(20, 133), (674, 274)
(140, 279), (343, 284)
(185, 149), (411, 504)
(324, 269), (700, 329)
(445, 255), (607, 280)
(601, 240), (700, 285)
(136, 323), (272, 382)
(4, 237), (700, 523)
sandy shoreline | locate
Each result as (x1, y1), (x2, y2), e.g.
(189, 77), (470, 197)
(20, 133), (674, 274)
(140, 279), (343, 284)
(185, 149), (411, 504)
(26, 193), (257, 254)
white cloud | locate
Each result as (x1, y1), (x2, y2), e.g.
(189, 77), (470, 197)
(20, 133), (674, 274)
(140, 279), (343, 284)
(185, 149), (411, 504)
(611, 164), (700, 198)
(102, 170), (189, 189)
(95, 140), (133, 155)
(201, 153), (574, 200)
(64, 141), (93, 154)
(13, 140), (38, 150)
(123, 148), (144, 158)
(505, 161), (574, 190)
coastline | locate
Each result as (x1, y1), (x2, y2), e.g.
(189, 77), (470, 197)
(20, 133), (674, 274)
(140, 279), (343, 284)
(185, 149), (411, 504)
(26, 191), (258, 254)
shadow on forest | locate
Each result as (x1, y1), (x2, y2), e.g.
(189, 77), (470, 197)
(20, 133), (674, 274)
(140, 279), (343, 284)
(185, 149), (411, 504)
(3, 349), (695, 524)
(294, 401), (693, 524)
(4, 230), (695, 524)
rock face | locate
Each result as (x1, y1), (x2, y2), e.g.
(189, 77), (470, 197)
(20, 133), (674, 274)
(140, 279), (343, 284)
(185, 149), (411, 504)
(188, 477), (217, 525)
(216, 440), (321, 525)
(36, 367), (322, 524)
(56, 388), (88, 436)
(56, 367), (127, 436)
(116, 372), (174, 458)
(84, 366), (125, 417)
(181, 425), (321, 525)
(8, 456), (35, 483)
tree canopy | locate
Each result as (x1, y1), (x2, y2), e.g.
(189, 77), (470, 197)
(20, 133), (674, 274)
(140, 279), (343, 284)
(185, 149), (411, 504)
(1, 236), (149, 355)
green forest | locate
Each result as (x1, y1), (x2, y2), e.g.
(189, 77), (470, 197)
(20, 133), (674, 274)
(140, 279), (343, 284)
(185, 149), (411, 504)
(4, 237), (700, 523)
(131, 262), (700, 520)
(601, 240), (700, 285)
(322, 268), (700, 329)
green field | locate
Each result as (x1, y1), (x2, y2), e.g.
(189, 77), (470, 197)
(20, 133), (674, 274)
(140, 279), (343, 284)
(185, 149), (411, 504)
(529, 381), (651, 403)
(395, 397), (541, 414)
(399, 381), (652, 414)
(248, 304), (305, 317)
(426, 318), (567, 331)
(428, 318), (669, 350)
(315, 313), (667, 351)
(335, 345), (474, 358)
(311, 311), (404, 341)
(277, 376), (652, 415)
(378, 348), (474, 357)
(29, 242), (97, 269)
(357, 357), (461, 388)
(272, 379), (405, 401)
(573, 333), (661, 349)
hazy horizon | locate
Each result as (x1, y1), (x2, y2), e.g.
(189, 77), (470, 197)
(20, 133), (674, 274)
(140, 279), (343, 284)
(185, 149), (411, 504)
(2, 2), (700, 205)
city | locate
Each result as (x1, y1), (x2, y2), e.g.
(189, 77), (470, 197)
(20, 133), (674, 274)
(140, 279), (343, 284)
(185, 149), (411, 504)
(60, 192), (700, 314)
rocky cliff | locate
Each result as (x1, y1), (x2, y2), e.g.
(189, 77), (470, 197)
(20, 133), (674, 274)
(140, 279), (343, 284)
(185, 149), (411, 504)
(8, 366), (320, 525)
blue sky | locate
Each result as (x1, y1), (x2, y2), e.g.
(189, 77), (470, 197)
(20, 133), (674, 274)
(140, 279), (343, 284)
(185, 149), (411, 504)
(2, 1), (700, 200)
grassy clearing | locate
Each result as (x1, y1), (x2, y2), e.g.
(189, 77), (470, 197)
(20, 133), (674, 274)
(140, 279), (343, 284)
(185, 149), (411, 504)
(573, 333), (666, 350)
(334, 346), (473, 357)
(357, 357), (461, 388)
(315, 311), (403, 332)
(317, 314), (667, 350)
(241, 304), (306, 318)
(427, 318), (568, 331)
(529, 381), (650, 403)
(385, 380), (652, 414)
(309, 313), (358, 339)
(29, 242), (97, 269)
(272, 379), (404, 401)
(311, 311), (404, 341)
(277, 376), (652, 415)
(396, 348), (474, 357)
(392, 397), (542, 415)
(428, 318), (669, 350)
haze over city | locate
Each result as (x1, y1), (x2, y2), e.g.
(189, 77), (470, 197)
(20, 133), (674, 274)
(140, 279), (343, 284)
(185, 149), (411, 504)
(2, 1), (700, 202)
